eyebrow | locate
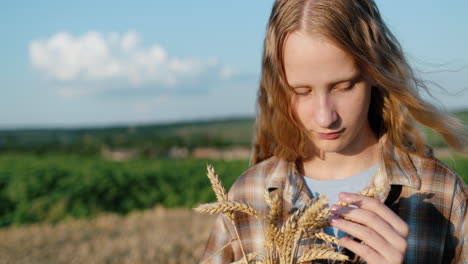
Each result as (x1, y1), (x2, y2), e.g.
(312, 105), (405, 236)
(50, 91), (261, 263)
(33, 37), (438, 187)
(290, 72), (361, 89)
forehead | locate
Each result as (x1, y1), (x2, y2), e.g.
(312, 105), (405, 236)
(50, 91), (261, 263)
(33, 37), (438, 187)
(283, 31), (358, 86)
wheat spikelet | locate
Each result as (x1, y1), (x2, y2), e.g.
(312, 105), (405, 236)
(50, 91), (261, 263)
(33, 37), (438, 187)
(360, 186), (383, 197)
(300, 218), (331, 232)
(313, 232), (341, 246)
(195, 201), (258, 218)
(206, 164), (235, 220)
(311, 219), (330, 230)
(264, 190), (271, 207)
(338, 186), (383, 206)
(314, 207), (331, 222)
(281, 229), (303, 264)
(264, 217), (277, 261)
(278, 203), (313, 264)
(265, 222), (280, 250)
(297, 245), (349, 263)
(267, 193), (281, 224)
(337, 200), (348, 206)
(264, 190), (282, 254)
(278, 206), (305, 256)
(207, 164), (229, 202)
(264, 193), (281, 259)
(274, 228), (284, 255)
(297, 195), (328, 228)
(299, 206), (332, 230)
(281, 206), (306, 234)
(290, 196), (328, 264)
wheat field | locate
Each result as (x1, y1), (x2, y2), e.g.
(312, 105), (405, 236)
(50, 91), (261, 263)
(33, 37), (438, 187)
(0, 206), (216, 264)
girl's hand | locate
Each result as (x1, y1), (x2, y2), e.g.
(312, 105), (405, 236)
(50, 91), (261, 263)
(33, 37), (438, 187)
(328, 192), (409, 264)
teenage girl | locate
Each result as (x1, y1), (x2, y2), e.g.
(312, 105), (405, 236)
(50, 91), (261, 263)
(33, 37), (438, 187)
(202, 0), (467, 263)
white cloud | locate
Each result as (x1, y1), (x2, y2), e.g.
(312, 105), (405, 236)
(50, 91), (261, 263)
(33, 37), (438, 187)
(121, 31), (140, 51)
(29, 31), (235, 96)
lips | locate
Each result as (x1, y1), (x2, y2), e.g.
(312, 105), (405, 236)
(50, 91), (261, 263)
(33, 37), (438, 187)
(317, 129), (343, 140)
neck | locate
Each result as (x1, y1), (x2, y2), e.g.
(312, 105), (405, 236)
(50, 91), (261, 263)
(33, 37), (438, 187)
(300, 128), (380, 180)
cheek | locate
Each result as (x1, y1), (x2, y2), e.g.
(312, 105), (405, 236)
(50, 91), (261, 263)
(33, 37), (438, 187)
(338, 89), (371, 125)
(293, 97), (313, 126)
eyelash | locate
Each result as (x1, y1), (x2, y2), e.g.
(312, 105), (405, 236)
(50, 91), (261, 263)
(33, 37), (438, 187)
(293, 83), (354, 95)
(335, 83), (354, 91)
(294, 89), (311, 95)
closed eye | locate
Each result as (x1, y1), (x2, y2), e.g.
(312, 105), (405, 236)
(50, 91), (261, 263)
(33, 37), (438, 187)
(333, 81), (355, 91)
(294, 87), (311, 95)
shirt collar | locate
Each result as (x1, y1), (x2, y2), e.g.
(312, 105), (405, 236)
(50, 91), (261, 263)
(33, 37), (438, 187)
(264, 157), (310, 209)
(265, 158), (289, 192)
(379, 134), (422, 190)
(264, 133), (423, 206)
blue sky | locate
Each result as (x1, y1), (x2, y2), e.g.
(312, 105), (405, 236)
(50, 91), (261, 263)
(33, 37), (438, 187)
(2, 0), (468, 129)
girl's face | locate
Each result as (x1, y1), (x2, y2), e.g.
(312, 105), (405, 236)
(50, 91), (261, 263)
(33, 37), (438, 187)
(284, 31), (375, 155)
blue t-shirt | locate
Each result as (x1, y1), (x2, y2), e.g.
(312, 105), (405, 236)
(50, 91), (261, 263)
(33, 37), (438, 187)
(303, 163), (379, 241)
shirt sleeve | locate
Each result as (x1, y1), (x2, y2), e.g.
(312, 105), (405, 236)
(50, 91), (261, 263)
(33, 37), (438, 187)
(442, 176), (467, 264)
(200, 213), (235, 264)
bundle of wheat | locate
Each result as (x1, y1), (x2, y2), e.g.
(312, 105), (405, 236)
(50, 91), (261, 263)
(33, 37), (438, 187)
(195, 164), (381, 264)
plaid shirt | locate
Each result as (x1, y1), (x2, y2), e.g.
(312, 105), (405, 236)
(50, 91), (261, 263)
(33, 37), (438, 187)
(200, 134), (467, 263)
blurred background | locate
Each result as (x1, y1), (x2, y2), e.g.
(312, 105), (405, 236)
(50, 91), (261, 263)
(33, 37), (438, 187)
(0, 1), (467, 263)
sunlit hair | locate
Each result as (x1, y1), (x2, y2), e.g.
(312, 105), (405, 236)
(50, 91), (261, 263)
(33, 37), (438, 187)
(252, 0), (468, 164)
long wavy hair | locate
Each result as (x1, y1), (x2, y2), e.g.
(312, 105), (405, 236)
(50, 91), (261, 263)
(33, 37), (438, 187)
(252, 0), (468, 164)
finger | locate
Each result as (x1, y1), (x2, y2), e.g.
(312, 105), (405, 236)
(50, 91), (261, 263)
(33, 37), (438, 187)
(329, 215), (403, 262)
(340, 236), (404, 264)
(338, 192), (409, 237)
(330, 205), (407, 253)
(339, 236), (382, 264)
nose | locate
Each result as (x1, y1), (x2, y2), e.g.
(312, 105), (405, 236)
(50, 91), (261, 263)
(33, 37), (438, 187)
(313, 94), (338, 129)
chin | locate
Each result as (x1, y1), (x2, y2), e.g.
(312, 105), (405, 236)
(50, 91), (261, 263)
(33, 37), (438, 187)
(314, 142), (347, 154)
(311, 130), (354, 154)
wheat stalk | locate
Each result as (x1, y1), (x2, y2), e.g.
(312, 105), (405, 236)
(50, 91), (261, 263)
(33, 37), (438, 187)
(207, 164), (229, 202)
(206, 164), (236, 221)
(202, 165), (254, 261)
(195, 201), (259, 218)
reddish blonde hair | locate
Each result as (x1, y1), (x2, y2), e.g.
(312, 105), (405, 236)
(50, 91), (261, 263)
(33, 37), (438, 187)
(252, 0), (468, 164)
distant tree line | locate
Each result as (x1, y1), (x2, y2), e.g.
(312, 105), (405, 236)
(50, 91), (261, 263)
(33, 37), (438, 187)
(1, 110), (467, 156)
(0, 118), (255, 156)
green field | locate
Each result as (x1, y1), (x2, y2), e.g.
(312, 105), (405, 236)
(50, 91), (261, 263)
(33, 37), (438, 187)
(0, 154), (249, 227)
(0, 153), (466, 228)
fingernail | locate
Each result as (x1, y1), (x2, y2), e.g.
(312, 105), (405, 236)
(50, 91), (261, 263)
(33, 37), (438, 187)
(328, 215), (339, 224)
(339, 192), (352, 202)
(330, 205), (341, 213)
